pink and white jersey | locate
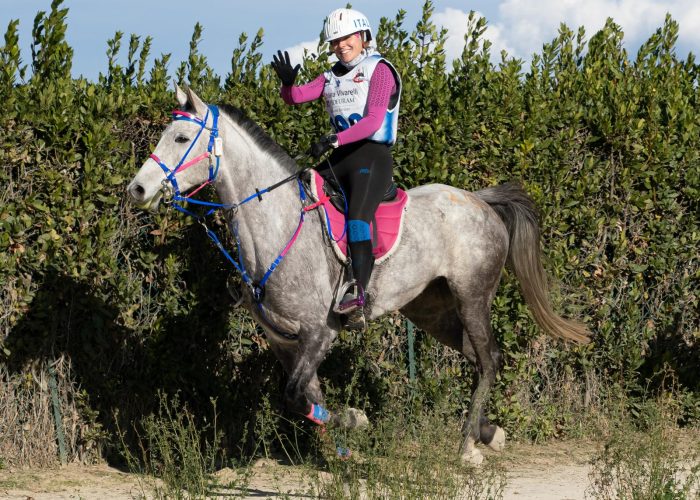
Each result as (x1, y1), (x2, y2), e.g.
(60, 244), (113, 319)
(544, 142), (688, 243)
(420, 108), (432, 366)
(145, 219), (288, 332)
(323, 54), (401, 145)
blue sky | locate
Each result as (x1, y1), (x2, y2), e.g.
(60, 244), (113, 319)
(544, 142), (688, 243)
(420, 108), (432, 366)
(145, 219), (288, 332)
(3, 0), (698, 80)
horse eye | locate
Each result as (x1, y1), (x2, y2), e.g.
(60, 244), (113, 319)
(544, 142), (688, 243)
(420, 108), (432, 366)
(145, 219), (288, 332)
(175, 134), (189, 143)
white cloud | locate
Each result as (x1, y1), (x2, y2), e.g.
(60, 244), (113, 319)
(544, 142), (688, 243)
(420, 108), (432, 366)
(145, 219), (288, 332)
(497, 0), (699, 59)
(282, 39), (323, 67)
(676, 1), (700, 45)
(432, 8), (516, 64)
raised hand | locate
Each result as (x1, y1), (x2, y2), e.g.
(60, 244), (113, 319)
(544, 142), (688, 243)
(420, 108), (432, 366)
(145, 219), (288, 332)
(270, 50), (301, 87)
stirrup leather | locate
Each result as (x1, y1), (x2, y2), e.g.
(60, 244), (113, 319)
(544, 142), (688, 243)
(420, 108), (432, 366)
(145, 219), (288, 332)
(333, 280), (365, 314)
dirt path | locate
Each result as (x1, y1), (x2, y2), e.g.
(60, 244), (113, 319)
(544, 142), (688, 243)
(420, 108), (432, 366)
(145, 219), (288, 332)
(0, 440), (596, 499)
(499, 441), (594, 500)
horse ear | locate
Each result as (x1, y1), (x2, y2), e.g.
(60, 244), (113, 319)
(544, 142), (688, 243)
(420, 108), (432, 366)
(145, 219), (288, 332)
(175, 83), (188, 109)
(185, 87), (208, 118)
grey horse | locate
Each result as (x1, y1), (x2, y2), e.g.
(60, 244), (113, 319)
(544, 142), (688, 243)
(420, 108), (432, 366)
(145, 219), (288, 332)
(127, 86), (590, 464)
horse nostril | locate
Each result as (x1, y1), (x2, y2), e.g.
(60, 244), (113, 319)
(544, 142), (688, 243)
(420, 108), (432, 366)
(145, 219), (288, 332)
(129, 183), (146, 201)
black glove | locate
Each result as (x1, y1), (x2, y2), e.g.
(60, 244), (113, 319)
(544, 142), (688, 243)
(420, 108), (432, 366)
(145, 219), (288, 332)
(309, 134), (338, 159)
(270, 50), (300, 87)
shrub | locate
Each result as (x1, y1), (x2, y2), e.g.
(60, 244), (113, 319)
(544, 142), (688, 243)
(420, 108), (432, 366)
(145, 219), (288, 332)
(0, 0), (697, 466)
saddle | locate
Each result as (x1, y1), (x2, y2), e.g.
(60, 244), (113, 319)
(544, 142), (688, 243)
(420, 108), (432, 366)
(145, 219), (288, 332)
(322, 175), (399, 212)
(307, 170), (409, 265)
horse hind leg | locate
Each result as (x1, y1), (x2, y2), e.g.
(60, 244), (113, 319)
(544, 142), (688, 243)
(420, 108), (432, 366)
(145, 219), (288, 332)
(401, 285), (505, 460)
(455, 295), (505, 465)
(479, 414), (506, 452)
(408, 310), (504, 462)
(456, 326), (505, 454)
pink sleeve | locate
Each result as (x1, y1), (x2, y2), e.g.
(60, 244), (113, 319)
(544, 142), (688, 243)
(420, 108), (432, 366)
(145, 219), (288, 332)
(336, 62), (396, 146)
(280, 74), (326, 104)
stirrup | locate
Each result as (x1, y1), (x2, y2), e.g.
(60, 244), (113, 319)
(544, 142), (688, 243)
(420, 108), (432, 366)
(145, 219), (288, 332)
(333, 280), (365, 314)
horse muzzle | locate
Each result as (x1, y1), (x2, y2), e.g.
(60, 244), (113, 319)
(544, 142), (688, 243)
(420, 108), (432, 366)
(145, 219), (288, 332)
(127, 180), (166, 212)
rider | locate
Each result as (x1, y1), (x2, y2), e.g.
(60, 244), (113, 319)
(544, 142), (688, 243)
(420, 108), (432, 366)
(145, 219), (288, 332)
(271, 7), (402, 331)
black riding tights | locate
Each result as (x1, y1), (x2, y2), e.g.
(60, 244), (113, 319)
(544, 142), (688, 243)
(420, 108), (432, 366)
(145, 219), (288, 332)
(316, 140), (393, 292)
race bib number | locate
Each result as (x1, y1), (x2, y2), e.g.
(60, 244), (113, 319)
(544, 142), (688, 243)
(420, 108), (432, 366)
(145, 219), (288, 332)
(332, 113), (363, 131)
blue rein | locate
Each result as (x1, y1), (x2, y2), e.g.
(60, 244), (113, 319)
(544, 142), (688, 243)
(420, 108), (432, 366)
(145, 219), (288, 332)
(151, 105), (311, 322)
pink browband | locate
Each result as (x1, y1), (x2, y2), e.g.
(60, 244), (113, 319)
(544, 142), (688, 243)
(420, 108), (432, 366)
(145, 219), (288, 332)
(150, 151), (211, 176)
(172, 110), (202, 122)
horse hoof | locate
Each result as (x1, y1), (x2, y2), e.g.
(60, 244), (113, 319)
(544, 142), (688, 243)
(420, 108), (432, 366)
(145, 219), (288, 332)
(461, 447), (484, 466)
(486, 426), (506, 452)
(334, 408), (369, 430)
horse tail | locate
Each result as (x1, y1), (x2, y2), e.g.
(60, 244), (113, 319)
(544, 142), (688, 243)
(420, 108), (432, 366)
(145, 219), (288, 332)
(475, 182), (590, 344)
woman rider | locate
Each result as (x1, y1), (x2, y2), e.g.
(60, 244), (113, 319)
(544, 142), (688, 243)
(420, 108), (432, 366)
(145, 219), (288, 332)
(271, 8), (401, 332)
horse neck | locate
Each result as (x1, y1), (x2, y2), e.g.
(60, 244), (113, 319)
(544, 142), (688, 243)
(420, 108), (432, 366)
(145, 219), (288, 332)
(214, 115), (304, 269)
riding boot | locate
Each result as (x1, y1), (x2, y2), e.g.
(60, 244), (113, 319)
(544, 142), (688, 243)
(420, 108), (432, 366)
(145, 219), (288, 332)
(340, 239), (373, 332)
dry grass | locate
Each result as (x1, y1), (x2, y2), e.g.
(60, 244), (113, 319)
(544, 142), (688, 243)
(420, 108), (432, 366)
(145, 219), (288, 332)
(587, 412), (700, 499)
(0, 356), (103, 467)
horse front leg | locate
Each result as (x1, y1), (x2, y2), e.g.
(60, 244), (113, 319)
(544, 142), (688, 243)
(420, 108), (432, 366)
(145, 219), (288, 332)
(284, 330), (333, 423)
(266, 339), (325, 405)
(282, 326), (331, 422)
(284, 327), (368, 430)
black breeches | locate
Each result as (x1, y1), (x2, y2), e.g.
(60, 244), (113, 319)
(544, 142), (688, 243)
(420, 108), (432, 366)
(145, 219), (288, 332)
(316, 140), (393, 290)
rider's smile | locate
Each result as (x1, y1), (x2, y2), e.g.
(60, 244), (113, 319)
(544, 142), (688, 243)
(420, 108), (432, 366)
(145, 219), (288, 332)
(331, 32), (364, 63)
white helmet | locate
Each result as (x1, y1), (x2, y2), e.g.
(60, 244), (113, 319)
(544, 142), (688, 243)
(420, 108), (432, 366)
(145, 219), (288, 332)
(323, 8), (372, 43)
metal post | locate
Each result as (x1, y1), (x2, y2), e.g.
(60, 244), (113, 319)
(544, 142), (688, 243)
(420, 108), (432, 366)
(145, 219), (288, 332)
(48, 363), (67, 465)
(407, 320), (416, 383)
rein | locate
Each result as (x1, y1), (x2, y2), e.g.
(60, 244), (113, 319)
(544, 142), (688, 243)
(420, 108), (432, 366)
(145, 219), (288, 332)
(151, 105), (329, 324)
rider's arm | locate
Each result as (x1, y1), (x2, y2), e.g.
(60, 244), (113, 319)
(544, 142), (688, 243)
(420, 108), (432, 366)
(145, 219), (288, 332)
(336, 62), (396, 146)
(280, 74), (326, 104)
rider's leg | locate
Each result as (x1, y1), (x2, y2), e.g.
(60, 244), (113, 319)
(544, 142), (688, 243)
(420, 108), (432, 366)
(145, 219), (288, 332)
(316, 141), (393, 326)
(340, 143), (393, 309)
(348, 221), (371, 286)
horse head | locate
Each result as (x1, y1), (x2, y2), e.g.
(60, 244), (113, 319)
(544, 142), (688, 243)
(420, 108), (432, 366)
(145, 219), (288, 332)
(127, 85), (221, 211)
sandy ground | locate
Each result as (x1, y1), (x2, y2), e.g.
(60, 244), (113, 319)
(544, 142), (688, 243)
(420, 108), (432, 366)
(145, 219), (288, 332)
(498, 441), (594, 500)
(0, 440), (596, 499)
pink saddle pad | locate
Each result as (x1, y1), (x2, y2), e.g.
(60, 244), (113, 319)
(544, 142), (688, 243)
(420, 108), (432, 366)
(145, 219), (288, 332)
(311, 171), (409, 262)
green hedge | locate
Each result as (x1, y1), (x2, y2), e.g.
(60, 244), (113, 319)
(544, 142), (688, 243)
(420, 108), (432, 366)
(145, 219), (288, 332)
(0, 0), (697, 464)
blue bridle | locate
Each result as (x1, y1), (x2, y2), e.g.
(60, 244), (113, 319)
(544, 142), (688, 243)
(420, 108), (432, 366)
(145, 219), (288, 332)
(148, 105), (324, 324)
(149, 106), (225, 215)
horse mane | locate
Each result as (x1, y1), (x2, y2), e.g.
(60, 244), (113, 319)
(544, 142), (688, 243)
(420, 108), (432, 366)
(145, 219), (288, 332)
(218, 103), (299, 172)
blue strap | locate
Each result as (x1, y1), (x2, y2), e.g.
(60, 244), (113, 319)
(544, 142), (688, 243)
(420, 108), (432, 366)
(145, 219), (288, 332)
(173, 108), (209, 175)
(199, 178), (307, 307)
(298, 178), (307, 202)
(238, 188), (271, 206)
(174, 114), (206, 126)
(158, 105), (316, 314)
(207, 106), (220, 181)
(174, 196), (233, 209)
(205, 224), (254, 287)
(171, 202), (201, 219)
(258, 212), (304, 290)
